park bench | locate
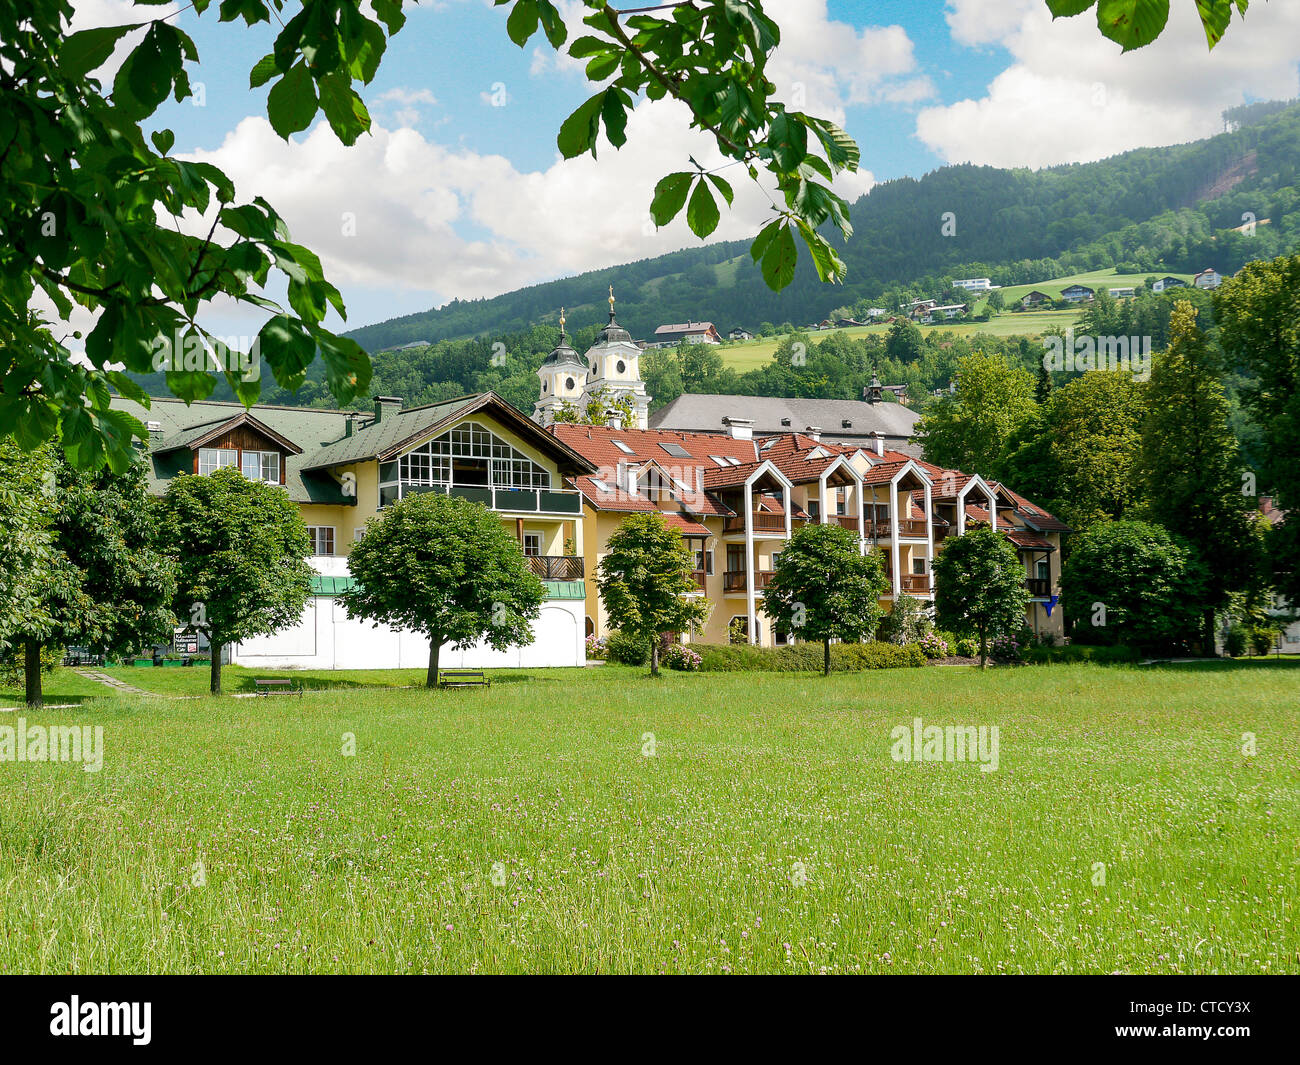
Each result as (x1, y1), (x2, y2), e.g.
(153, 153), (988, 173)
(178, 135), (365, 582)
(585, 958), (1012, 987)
(438, 669), (491, 689)
(254, 678), (301, 697)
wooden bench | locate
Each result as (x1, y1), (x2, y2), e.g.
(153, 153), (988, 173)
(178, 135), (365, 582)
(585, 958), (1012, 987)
(438, 670), (491, 689)
(253, 678), (301, 697)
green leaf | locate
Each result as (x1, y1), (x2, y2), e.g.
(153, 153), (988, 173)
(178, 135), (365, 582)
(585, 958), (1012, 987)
(267, 61), (318, 138)
(649, 172), (694, 227)
(62, 24), (140, 81)
(797, 221), (846, 284)
(686, 178), (720, 238)
(249, 52), (279, 88)
(151, 128), (175, 155)
(1194, 0), (1234, 47)
(600, 88), (628, 148)
(556, 92), (604, 159)
(537, 0), (568, 48)
(706, 173), (734, 207)
(809, 118), (860, 173)
(319, 72), (371, 145)
(759, 221), (798, 291)
(506, 0), (539, 47)
(1095, 0), (1171, 51)
(767, 110), (808, 173)
(1045, 0), (1097, 15)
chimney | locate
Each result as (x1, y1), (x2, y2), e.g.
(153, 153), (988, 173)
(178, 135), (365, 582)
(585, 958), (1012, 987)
(804, 425), (822, 442)
(722, 416), (753, 441)
(372, 395), (403, 423)
(869, 430), (884, 457)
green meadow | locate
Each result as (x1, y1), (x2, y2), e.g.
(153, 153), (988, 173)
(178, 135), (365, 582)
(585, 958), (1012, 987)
(1, 662), (1296, 974)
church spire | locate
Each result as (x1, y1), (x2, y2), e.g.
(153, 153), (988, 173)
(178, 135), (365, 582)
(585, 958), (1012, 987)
(608, 284), (617, 323)
(559, 306), (566, 343)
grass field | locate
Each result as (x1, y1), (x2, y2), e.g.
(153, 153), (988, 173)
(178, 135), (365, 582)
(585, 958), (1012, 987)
(718, 310), (1084, 371)
(996, 268), (1195, 304)
(2, 661), (1296, 974)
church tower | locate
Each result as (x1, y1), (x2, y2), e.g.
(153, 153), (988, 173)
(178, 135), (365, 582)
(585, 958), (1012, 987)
(582, 286), (650, 429)
(533, 308), (589, 426)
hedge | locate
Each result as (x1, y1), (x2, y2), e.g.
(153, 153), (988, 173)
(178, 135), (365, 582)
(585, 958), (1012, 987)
(695, 641), (925, 673)
(1023, 644), (1141, 665)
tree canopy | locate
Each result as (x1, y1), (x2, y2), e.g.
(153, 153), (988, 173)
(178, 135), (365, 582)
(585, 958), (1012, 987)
(932, 526), (1030, 668)
(340, 492), (546, 688)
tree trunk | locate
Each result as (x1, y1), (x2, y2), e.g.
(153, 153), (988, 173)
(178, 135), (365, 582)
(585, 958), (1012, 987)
(649, 637), (659, 676)
(823, 637), (831, 677)
(978, 626), (988, 670)
(1203, 609), (1217, 657)
(24, 638), (42, 708)
(210, 640), (223, 695)
(426, 635), (441, 689)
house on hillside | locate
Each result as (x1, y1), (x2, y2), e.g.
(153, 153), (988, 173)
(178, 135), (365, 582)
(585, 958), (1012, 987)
(835, 316), (866, 328)
(921, 303), (968, 323)
(952, 278), (992, 292)
(1152, 276), (1186, 292)
(1193, 267), (1223, 289)
(1108, 286), (1136, 299)
(729, 326), (755, 341)
(651, 321), (722, 347)
(1020, 290), (1051, 309)
(111, 391), (597, 670)
(1060, 284), (1095, 304)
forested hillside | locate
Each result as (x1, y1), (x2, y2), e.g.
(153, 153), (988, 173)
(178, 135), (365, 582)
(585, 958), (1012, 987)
(344, 99), (1300, 351)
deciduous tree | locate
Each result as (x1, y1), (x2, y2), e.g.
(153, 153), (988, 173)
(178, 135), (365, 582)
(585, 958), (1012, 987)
(933, 526), (1030, 668)
(763, 523), (888, 675)
(341, 493), (545, 688)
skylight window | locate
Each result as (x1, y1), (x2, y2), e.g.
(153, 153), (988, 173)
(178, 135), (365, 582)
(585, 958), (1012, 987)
(612, 440), (634, 454)
(659, 442), (691, 458)
(590, 478), (611, 493)
(727, 456), (742, 466)
(709, 455), (729, 467)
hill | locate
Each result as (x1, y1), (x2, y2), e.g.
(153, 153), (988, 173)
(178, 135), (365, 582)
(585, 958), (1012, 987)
(344, 99), (1300, 353)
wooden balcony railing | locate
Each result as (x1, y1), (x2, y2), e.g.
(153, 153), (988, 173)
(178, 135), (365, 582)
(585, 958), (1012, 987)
(1025, 577), (1051, 598)
(722, 570), (775, 592)
(900, 574), (931, 594)
(866, 518), (928, 539)
(723, 512), (788, 534)
(690, 570), (708, 592)
(832, 515), (861, 531)
(523, 555), (584, 580)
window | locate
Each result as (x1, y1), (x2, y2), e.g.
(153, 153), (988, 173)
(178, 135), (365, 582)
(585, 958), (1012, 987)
(392, 421), (550, 500)
(241, 450), (280, 484)
(306, 526), (335, 555)
(913, 557), (928, 575)
(522, 533), (541, 556)
(659, 442), (691, 458)
(1036, 560), (1050, 581)
(808, 499), (821, 519)
(709, 455), (730, 467)
(616, 360), (626, 373)
(354, 528), (367, 542)
(198, 448), (237, 476)
(693, 548), (714, 575)
(612, 440), (634, 454)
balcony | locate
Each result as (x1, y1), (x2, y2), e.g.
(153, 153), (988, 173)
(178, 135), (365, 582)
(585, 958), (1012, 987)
(832, 514), (861, 531)
(1025, 577), (1051, 598)
(403, 483), (584, 515)
(723, 512), (788, 535)
(690, 570), (708, 592)
(866, 518), (928, 539)
(524, 555), (585, 580)
(900, 574), (931, 594)
(722, 569), (775, 593)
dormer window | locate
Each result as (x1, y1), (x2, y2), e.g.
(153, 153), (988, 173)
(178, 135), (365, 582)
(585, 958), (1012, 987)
(241, 450), (281, 485)
(198, 448), (238, 477)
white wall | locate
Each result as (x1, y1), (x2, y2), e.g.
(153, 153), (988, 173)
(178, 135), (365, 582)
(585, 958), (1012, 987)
(232, 597), (587, 670)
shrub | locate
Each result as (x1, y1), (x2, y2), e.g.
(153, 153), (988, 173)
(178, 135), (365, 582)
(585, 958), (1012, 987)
(606, 629), (649, 666)
(662, 643), (702, 672)
(0, 643), (63, 687)
(955, 635), (979, 658)
(917, 632), (949, 659)
(990, 632), (1024, 663)
(695, 641), (924, 673)
(1023, 644), (1140, 665)
(585, 634), (608, 661)
(1248, 624), (1277, 656)
(1224, 623), (1247, 658)
(876, 595), (931, 645)
(727, 617), (748, 645)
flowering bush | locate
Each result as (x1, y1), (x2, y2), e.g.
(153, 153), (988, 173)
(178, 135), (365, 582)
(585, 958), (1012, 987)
(990, 632), (1025, 663)
(585, 635), (608, 661)
(662, 643), (702, 672)
(917, 632), (949, 659)
(954, 635), (979, 658)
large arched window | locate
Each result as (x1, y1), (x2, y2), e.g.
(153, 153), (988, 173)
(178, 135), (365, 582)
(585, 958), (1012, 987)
(396, 421), (550, 492)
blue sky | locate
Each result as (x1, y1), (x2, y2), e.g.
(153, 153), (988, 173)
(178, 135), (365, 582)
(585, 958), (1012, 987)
(66, 0), (1300, 339)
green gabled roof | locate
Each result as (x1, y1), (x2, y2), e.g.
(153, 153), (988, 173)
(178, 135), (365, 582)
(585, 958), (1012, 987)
(300, 394), (478, 470)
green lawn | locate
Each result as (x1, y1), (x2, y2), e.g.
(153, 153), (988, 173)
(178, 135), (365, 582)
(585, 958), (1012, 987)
(1, 661), (1296, 974)
(996, 268), (1194, 304)
(718, 310), (1083, 371)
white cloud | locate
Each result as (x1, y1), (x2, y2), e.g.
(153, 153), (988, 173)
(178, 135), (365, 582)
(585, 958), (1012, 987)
(920, 1), (1300, 168)
(372, 87), (438, 129)
(183, 95), (874, 326)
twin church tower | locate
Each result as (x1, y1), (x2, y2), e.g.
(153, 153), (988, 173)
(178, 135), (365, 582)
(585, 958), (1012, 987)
(532, 287), (650, 430)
